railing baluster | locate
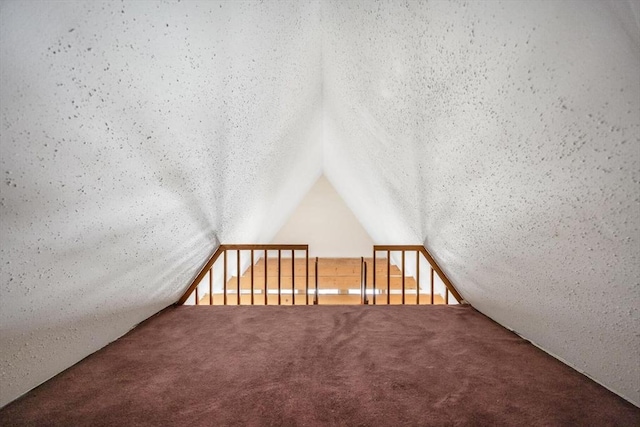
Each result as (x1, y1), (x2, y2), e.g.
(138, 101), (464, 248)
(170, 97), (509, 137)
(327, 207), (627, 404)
(209, 267), (213, 305)
(305, 250), (309, 305)
(264, 250), (268, 305)
(430, 267), (434, 305)
(446, 288), (449, 305)
(416, 251), (420, 305)
(361, 258), (368, 305)
(401, 250), (405, 305)
(292, 250), (295, 306)
(223, 250), (227, 306)
(387, 250), (391, 305)
(361, 257), (364, 305)
(373, 248), (377, 305)
(314, 257), (318, 305)
(237, 250), (241, 305)
(250, 250), (254, 306)
(365, 261), (368, 304)
(195, 284), (199, 305)
(278, 249), (281, 305)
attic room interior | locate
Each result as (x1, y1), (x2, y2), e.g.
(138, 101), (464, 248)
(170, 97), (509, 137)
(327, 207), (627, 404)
(0, 0), (638, 425)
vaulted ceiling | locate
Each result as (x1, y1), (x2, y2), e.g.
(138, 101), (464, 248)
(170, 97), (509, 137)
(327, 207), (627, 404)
(1, 0), (638, 407)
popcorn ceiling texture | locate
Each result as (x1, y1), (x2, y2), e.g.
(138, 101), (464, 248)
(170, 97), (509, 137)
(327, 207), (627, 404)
(0, 0), (322, 406)
(0, 0), (638, 408)
(322, 0), (639, 405)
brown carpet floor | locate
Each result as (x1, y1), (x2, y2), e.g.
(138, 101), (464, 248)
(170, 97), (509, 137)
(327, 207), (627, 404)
(1, 305), (638, 426)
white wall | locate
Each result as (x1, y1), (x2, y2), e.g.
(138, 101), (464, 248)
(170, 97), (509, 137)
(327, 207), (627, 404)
(272, 175), (374, 258)
(0, 0), (322, 407)
(323, 0), (639, 405)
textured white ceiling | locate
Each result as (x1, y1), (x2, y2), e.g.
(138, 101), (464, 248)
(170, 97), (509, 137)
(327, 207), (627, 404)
(0, 0), (322, 406)
(323, 0), (639, 405)
(1, 0), (638, 408)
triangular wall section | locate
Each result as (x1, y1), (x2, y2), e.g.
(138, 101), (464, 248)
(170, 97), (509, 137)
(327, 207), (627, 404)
(271, 175), (374, 258)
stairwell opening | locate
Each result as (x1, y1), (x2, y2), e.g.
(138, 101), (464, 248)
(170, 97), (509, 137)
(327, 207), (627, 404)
(181, 245), (461, 306)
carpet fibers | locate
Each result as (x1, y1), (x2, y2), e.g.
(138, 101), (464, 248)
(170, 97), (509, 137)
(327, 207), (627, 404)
(1, 305), (638, 426)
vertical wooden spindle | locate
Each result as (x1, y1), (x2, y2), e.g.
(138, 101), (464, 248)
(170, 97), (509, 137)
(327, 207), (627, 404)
(305, 250), (309, 305)
(195, 285), (199, 305)
(401, 250), (405, 305)
(223, 250), (227, 306)
(237, 250), (241, 305)
(209, 267), (213, 305)
(360, 257), (364, 305)
(430, 267), (434, 305)
(446, 287), (449, 305)
(363, 260), (368, 305)
(292, 250), (295, 305)
(360, 257), (369, 304)
(278, 250), (281, 305)
(373, 249), (377, 305)
(314, 257), (318, 305)
(264, 250), (268, 305)
(416, 251), (420, 305)
(387, 250), (391, 305)
(250, 250), (254, 306)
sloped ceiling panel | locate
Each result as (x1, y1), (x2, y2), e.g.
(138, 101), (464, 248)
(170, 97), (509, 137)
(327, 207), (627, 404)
(323, 0), (639, 404)
(0, 0), (322, 406)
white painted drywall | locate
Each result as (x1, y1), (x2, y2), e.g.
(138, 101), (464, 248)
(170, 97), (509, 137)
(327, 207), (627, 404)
(323, 0), (639, 405)
(0, 0), (322, 407)
(271, 175), (374, 257)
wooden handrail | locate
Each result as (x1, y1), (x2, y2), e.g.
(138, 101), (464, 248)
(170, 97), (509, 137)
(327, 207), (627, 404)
(176, 245), (225, 305)
(373, 245), (425, 251)
(417, 246), (463, 304)
(222, 244), (308, 250)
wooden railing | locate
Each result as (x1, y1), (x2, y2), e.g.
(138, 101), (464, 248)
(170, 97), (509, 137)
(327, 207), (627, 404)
(177, 244), (313, 305)
(178, 244), (464, 306)
(370, 245), (464, 305)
